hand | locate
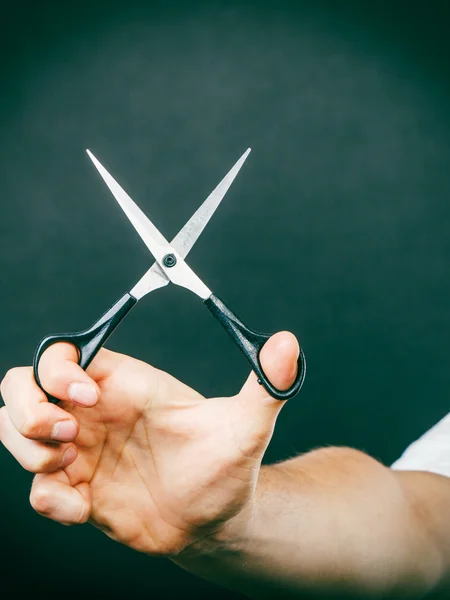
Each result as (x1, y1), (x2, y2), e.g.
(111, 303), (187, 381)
(0, 333), (298, 555)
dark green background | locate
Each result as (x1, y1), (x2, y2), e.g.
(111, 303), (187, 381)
(1, 1), (450, 598)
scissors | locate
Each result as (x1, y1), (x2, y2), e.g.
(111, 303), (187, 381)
(33, 149), (306, 401)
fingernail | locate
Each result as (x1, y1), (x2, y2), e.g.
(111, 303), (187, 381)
(68, 382), (98, 407)
(61, 446), (77, 468)
(52, 420), (77, 442)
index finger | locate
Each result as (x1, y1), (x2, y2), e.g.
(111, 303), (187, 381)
(37, 342), (100, 407)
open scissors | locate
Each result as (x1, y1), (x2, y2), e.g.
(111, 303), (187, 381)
(33, 149), (305, 401)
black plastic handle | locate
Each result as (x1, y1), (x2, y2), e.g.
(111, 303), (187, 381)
(204, 294), (305, 400)
(33, 293), (137, 403)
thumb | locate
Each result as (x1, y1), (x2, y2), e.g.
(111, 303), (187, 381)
(238, 331), (299, 414)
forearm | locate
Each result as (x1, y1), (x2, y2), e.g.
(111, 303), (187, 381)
(174, 447), (450, 599)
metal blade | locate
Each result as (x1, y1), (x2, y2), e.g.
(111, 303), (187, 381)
(130, 149), (251, 299)
(87, 150), (210, 299)
(171, 148), (251, 258)
(130, 265), (169, 299)
(86, 150), (172, 265)
(87, 149), (251, 300)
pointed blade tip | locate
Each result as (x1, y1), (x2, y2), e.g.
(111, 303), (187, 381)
(86, 149), (97, 164)
(86, 150), (104, 173)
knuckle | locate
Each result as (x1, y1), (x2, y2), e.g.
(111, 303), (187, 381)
(30, 485), (53, 515)
(1, 366), (33, 403)
(1, 367), (21, 396)
(18, 416), (45, 440)
(26, 447), (56, 474)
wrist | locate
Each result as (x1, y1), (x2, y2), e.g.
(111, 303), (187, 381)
(176, 495), (254, 563)
(175, 461), (278, 562)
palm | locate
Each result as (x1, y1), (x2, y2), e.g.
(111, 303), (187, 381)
(55, 352), (264, 554)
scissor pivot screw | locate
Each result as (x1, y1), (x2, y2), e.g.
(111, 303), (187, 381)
(163, 253), (177, 268)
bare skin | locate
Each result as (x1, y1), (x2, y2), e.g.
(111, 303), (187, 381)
(0, 332), (298, 555)
(1, 333), (450, 599)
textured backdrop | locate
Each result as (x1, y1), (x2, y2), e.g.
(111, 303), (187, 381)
(1, 1), (450, 598)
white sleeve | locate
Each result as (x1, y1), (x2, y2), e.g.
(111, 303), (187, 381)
(391, 412), (450, 478)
